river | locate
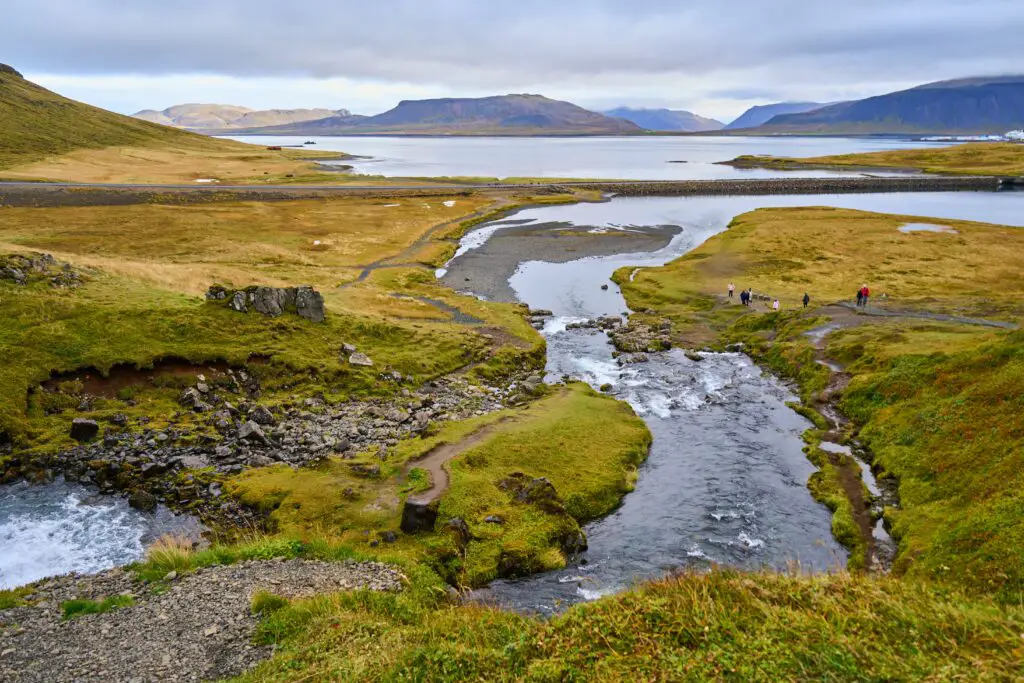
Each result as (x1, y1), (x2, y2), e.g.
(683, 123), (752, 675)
(447, 190), (1024, 613)
(0, 479), (203, 589)
(227, 134), (958, 180)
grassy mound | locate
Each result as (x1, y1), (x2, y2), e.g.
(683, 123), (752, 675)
(729, 141), (1024, 176)
(227, 383), (651, 586)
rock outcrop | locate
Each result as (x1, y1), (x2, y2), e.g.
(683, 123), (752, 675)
(206, 285), (326, 323)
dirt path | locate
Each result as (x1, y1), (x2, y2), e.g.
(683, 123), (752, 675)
(828, 301), (1018, 329)
(340, 197), (519, 288)
(404, 419), (511, 504)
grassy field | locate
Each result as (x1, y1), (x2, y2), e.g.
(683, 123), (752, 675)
(619, 206), (1024, 598)
(728, 142), (1024, 176)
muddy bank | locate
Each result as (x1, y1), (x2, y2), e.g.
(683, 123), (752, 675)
(440, 221), (681, 302)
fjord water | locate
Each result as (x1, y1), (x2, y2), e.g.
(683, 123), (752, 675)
(457, 191), (1024, 613)
(229, 135), (956, 180)
(0, 479), (204, 589)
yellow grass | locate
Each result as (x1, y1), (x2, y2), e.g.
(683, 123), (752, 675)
(0, 196), (494, 295)
(0, 140), (355, 185)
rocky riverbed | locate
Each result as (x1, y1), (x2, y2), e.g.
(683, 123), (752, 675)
(0, 558), (404, 682)
(6, 364), (543, 530)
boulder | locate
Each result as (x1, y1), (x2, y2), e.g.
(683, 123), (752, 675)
(237, 421), (269, 444)
(294, 286), (326, 323)
(178, 388), (212, 413)
(348, 352), (374, 367)
(127, 490), (158, 513)
(249, 405), (276, 426)
(400, 499), (439, 534)
(341, 342), (357, 354)
(249, 286), (294, 317)
(69, 418), (99, 442)
(229, 291), (248, 313)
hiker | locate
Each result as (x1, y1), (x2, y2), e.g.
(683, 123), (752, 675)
(740, 289), (749, 306)
(772, 299), (780, 311)
(727, 282), (735, 298)
(860, 284), (870, 308)
(856, 289), (864, 307)
(803, 292), (810, 307)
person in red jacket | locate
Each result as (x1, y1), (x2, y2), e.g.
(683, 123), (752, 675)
(860, 284), (870, 308)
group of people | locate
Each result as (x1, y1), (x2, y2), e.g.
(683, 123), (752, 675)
(728, 282), (811, 310)
(855, 284), (871, 308)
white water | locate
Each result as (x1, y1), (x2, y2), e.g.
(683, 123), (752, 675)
(0, 480), (203, 589)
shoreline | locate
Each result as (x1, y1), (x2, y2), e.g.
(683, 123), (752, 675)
(0, 175), (1003, 208)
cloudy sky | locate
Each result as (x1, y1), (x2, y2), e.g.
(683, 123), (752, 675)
(4, 0), (1024, 122)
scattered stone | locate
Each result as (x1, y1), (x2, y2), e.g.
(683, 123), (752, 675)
(484, 515), (505, 525)
(341, 342), (357, 354)
(348, 352), (374, 367)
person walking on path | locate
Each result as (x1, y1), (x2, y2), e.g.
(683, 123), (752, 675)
(728, 282), (735, 299)
(860, 284), (870, 308)
(856, 288), (864, 307)
(803, 292), (810, 307)
(772, 299), (780, 311)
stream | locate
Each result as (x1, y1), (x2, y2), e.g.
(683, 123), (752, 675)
(452, 190), (1024, 613)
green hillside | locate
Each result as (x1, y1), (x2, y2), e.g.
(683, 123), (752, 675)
(0, 64), (228, 170)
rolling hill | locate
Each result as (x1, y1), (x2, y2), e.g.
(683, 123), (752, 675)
(133, 104), (358, 132)
(603, 107), (723, 132)
(724, 102), (828, 130)
(755, 76), (1024, 134)
(234, 94), (643, 136)
(0, 64), (342, 183)
(0, 63), (225, 170)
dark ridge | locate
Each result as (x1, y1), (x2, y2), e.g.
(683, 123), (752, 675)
(0, 64), (23, 78)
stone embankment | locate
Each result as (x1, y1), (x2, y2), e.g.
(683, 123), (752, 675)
(0, 559), (404, 682)
(567, 175), (999, 196)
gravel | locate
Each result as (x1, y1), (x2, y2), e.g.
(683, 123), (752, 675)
(0, 558), (404, 682)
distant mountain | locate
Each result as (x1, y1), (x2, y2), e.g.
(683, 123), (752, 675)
(755, 76), (1024, 134)
(724, 102), (827, 130)
(0, 64), (229, 170)
(133, 104), (355, 132)
(236, 94), (643, 136)
(603, 107), (724, 132)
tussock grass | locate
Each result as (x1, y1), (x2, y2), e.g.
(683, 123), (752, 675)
(233, 568), (1024, 682)
(61, 594), (135, 620)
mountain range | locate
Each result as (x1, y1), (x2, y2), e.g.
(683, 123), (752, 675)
(724, 102), (828, 130)
(224, 94), (642, 136)
(752, 76), (1024, 134)
(133, 104), (357, 132)
(603, 107), (723, 132)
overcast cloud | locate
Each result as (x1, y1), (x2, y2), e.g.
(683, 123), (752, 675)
(3, 0), (1023, 121)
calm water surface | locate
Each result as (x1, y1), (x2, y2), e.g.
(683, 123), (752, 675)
(228, 135), (957, 180)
